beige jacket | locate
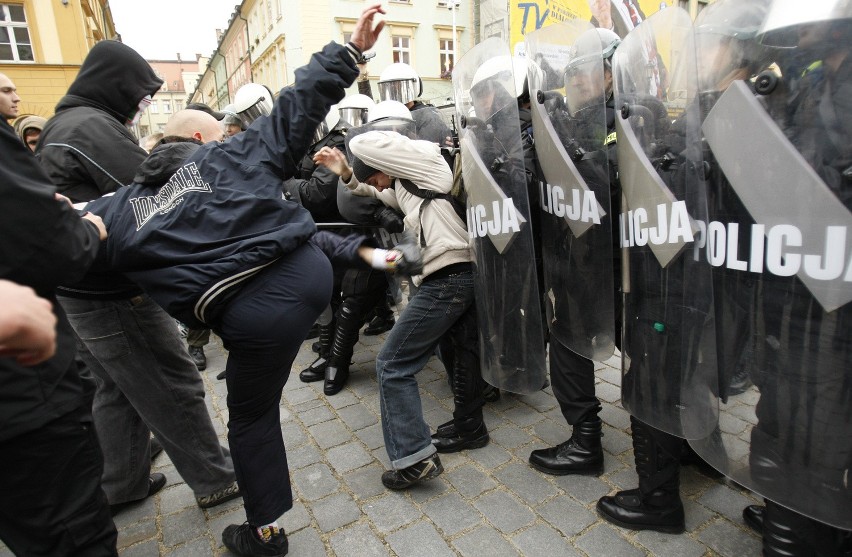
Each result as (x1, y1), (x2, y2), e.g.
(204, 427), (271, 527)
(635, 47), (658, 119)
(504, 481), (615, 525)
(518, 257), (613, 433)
(344, 130), (471, 285)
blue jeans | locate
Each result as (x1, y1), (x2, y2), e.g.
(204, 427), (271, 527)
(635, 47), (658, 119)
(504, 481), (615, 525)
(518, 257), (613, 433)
(59, 294), (236, 504)
(377, 270), (477, 469)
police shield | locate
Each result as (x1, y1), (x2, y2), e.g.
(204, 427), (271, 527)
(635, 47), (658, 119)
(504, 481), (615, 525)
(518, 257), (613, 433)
(526, 21), (616, 362)
(613, 7), (719, 439)
(686, 0), (852, 528)
(452, 37), (547, 394)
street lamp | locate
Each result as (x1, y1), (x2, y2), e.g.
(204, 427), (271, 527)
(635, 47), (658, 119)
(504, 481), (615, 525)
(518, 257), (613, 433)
(447, 0), (460, 69)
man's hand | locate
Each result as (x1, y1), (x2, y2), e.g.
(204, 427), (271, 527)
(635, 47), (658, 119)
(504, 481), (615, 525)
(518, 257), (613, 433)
(349, 3), (386, 53)
(82, 212), (108, 240)
(0, 280), (57, 366)
(314, 146), (353, 181)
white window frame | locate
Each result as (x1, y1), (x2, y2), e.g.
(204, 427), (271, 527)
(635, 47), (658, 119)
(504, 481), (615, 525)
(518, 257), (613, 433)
(0, 3), (33, 62)
(439, 38), (454, 76)
(392, 35), (411, 64)
(162, 100), (172, 114)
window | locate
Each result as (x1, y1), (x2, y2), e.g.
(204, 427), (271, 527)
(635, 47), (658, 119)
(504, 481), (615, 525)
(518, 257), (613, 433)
(150, 100), (159, 114)
(343, 32), (352, 44)
(392, 36), (410, 64)
(174, 100), (183, 111)
(162, 100), (171, 114)
(439, 38), (454, 78)
(0, 3), (33, 62)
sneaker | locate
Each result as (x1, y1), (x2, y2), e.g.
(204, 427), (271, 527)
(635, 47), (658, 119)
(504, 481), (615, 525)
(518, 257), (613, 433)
(110, 473), (167, 515)
(188, 345), (207, 371)
(381, 454), (443, 490)
(196, 481), (242, 509)
(222, 522), (288, 557)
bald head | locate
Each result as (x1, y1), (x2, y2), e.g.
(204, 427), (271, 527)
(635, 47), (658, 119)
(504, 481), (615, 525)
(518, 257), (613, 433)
(164, 109), (224, 143)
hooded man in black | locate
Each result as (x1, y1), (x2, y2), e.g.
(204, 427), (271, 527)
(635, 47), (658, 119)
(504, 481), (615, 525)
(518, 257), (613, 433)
(36, 40), (241, 514)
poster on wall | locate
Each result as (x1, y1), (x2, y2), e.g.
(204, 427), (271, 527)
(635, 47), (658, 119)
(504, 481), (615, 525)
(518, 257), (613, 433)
(510, 0), (673, 55)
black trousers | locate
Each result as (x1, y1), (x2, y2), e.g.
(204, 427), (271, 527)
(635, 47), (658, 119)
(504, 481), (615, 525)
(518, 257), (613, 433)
(0, 406), (117, 557)
(550, 339), (601, 426)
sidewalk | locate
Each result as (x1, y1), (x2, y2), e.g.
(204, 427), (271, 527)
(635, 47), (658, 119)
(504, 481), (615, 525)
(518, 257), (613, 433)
(5, 325), (764, 557)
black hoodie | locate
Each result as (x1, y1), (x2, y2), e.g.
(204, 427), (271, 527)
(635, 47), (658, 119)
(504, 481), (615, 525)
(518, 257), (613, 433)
(36, 40), (163, 299)
(37, 40), (163, 203)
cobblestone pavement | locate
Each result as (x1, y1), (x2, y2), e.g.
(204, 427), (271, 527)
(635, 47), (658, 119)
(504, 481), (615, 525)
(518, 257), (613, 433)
(1, 317), (765, 557)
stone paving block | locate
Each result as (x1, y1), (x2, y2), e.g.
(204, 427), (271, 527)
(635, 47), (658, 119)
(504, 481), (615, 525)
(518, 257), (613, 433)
(338, 403), (379, 431)
(161, 506), (208, 547)
(281, 500), (312, 534)
(116, 518), (157, 550)
(326, 389), (359, 409)
(596, 381), (622, 404)
(698, 483), (760, 525)
(287, 442), (323, 470)
(718, 411), (750, 436)
(298, 404), (335, 426)
(512, 522), (581, 556)
(164, 537), (214, 556)
(387, 520), (456, 557)
(370, 447), (392, 470)
(473, 490), (536, 533)
(208, 508), (247, 549)
(601, 424), (633, 456)
(444, 464), (499, 499)
(424, 406), (455, 432)
(286, 526), (327, 557)
(684, 498), (717, 532)
(607, 464), (640, 491)
(554, 473), (612, 505)
(516, 389), (559, 412)
(538, 495), (598, 536)
(282, 385), (318, 406)
(407, 476), (452, 503)
(291, 463), (341, 501)
(361, 493), (423, 533)
(160, 483), (197, 516)
(423, 377), (453, 399)
(112, 497), (158, 528)
(494, 461), (561, 505)
(329, 522), (391, 557)
(503, 403), (547, 428)
(452, 524), (521, 557)
(635, 529), (707, 557)
(490, 423), (534, 450)
(531, 418), (573, 446)
(360, 393), (382, 415)
(327, 441), (374, 474)
(596, 365), (622, 386)
(422, 491), (483, 536)
(343, 462), (387, 500)
(575, 524), (647, 557)
(355, 422), (386, 451)
(466, 442), (512, 469)
(600, 400), (632, 431)
(727, 402), (758, 424)
(119, 540), (160, 556)
(697, 518), (761, 557)
(308, 419), (351, 449)
(312, 492), (362, 532)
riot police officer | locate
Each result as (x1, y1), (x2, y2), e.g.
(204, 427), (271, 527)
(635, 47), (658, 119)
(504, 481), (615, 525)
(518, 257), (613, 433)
(378, 62), (452, 146)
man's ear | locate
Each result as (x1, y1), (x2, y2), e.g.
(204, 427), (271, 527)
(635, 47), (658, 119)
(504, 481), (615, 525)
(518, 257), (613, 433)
(193, 131), (203, 141)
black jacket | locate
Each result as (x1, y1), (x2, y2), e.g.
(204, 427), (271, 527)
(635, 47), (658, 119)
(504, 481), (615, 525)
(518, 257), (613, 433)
(36, 39), (163, 299)
(85, 42), (361, 329)
(0, 119), (101, 441)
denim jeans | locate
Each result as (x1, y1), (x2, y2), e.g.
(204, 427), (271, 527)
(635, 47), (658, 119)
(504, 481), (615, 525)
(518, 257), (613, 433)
(59, 294), (236, 504)
(377, 270), (476, 469)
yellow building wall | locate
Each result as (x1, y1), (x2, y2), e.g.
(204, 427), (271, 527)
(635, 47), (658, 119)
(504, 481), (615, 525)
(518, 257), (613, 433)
(0, 0), (116, 120)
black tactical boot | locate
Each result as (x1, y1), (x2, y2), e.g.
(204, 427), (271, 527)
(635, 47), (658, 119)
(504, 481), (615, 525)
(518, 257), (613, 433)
(300, 321), (333, 383)
(762, 499), (852, 557)
(597, 418), (685, 534)
(324, 305), (360, 396)
(432, 416), (489, 453)
(743, 504), (764, 534)
(529, 417), (604, 476)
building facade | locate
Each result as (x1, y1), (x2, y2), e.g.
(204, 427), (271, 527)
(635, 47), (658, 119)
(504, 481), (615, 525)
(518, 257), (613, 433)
(0, 0), (117, 121)
(133, 56), (204, 139)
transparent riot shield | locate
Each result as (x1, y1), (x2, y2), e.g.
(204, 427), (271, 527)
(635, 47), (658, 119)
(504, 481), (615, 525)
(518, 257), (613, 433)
(526, 21), (616, 362)
(686, 0), (852, 528)
(452, 37), (547, 394)
(613, 7), (719, 439)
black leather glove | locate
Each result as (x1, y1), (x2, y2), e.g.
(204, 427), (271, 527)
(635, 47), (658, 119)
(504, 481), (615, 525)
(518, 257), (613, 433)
(373, 205), (404, 233)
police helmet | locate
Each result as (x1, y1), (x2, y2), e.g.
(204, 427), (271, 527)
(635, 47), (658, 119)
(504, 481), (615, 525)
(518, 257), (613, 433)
(378, 63), (422, 104)
(758, 0), (852, 47)
(233, 83), (274, 128)
(367, 100), (416, 137)
(337, 93), (375, 127)
(221, 104), (242, 129)
(565, 28), (620, 79)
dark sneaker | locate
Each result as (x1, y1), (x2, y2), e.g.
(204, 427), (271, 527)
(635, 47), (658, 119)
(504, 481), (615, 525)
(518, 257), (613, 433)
(110, 473), (167, 515)
(188, 345), (207, 371)
(196, 481), (241, 509)
(381, 454), (443, 490)
(222, 523), (288, 557)
(363, 314), (395, 336)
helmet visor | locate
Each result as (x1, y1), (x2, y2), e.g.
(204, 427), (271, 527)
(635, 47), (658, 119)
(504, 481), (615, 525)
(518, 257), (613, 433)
(378, 79), (418, 104)
(339, 107), (369, 127)
(238, 99), (270, 128)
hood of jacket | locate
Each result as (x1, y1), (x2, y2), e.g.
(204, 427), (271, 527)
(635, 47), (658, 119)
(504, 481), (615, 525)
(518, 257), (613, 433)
(55, 40), (163, 123)
(133, 141), (202, 187)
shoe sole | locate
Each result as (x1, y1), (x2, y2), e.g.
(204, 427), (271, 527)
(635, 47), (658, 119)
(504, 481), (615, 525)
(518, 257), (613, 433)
(596, 506), (685, 534)
(528, 460), (604, 477)
(434, 433), (490, 454)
